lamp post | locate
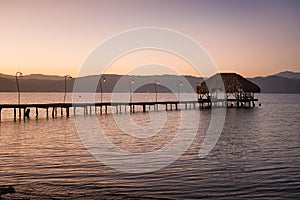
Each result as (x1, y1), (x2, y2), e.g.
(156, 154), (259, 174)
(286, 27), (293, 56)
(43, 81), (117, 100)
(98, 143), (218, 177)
(196, 82), (201, 100)
(99, 76), (106, 103)
(177, 80), (183, 102)
(154, 80), (160, 103)
(154, 80), (160, 111)
(16, 71), (23, 120)
(129, 79), (134, 103)
(64, 75), (72, 103)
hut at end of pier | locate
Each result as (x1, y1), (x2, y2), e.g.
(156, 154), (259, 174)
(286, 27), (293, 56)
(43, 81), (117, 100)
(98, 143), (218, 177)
(197, 73), (260, 108)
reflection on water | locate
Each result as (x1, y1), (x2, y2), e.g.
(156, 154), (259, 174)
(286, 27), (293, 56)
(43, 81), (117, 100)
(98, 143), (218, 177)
(0, 93), (300, 199)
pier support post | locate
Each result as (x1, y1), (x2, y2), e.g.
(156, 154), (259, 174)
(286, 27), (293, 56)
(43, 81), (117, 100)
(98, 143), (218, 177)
(105, 105), (107, 114)
(46, 108), (49, 118)
(52, 107), (55, 118)
(73, 107), (76, 116)
(14, 108), (16, 121)
(36, 107), (39, 118)
(66, 107), (70, 118)
(18, 107), (21, 120)
(0, 108), (2, 122)
(143, 105), (146, 113)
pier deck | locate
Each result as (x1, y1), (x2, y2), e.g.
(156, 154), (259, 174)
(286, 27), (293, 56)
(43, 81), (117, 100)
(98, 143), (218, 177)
(0, 100), (197, 121)
(0, 98), (258, 122)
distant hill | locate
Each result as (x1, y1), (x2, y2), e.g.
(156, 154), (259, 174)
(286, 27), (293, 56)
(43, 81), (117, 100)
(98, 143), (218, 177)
(274, 71), (300, 79)
(0, 73), (64, 80)
(0, 74), (202, 93)
(22, 74), (64, 80)
(0, 71), (299, 93)
(249, 74), (300, 93)
(0, 73), (15, 79)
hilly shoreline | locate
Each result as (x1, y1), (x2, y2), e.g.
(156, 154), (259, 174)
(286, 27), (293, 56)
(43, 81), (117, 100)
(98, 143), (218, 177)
(1, 71), (299, 93)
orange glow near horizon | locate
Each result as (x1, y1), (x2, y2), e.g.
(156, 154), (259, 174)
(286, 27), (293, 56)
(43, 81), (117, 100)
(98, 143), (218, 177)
(104, 50), (201, 77)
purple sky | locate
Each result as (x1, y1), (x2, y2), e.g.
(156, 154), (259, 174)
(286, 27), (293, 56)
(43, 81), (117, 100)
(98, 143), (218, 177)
(1, 0), (299, 77)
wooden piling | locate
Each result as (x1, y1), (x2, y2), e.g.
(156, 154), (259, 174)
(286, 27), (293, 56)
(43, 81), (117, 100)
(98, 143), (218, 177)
(52, 107), (55, 118)
(18, 108), (21, 120)
(66, 107), (70, 117)
(14, 108), (16, 121)
(36, 107), (38, 118)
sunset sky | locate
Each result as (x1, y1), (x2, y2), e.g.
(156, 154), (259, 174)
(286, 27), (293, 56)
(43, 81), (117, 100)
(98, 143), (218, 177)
(1, 0), (299, 77)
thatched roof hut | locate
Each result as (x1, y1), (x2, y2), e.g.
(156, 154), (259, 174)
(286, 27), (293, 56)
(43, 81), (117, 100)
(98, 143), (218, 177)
(197, 73), (260, 94)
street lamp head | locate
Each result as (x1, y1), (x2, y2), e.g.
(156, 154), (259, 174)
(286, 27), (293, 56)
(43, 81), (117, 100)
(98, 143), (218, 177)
(65, 75), (72, 80)
(130, 79), (134, 84)
(178, 80), (183, 86)
(103, 77), (106, 83)
(16, 71), (23, 77)
(155, 80), (160, 85)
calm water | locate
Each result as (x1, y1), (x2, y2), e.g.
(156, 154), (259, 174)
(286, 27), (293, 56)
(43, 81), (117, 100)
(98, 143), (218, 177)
(0, 93), (300, 199)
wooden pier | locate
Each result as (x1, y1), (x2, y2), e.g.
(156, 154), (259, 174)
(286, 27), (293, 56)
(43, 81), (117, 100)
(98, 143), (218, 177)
(0, 100), (199, 122)
(198, 98), (259, 108)
(0, 98), (260, 122)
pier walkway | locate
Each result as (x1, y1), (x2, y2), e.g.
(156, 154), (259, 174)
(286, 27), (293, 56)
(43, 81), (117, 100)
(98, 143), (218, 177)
(0, 98), (258, 122)
(0, 100), (199, 121)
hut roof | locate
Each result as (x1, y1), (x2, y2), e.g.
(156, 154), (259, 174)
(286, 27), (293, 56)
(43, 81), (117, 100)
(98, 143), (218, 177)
(197, 73), (260, 94)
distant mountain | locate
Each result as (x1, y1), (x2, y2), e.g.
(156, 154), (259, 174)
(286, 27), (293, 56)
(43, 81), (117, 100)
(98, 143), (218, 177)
(22, 74), (64, 80)
(0, 71), (299, 93)
(0, 74), (202, 93)
(273, 71), (300, 79)
(0, 73), (64, 80)
(0, 73), (15, 79)
(249, 74), (300, 93)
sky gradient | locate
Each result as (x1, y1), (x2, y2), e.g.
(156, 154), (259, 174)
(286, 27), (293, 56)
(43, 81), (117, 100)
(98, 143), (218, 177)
(1, 0), (300, 77)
